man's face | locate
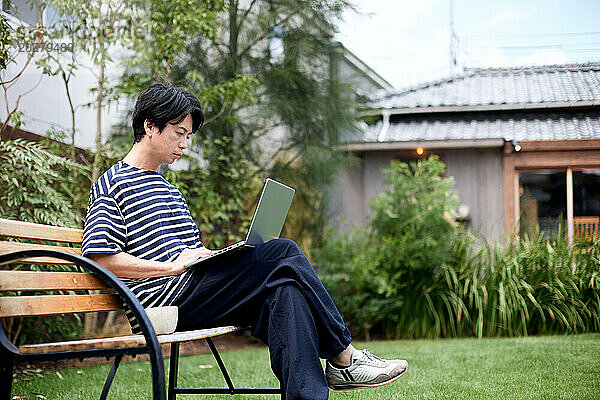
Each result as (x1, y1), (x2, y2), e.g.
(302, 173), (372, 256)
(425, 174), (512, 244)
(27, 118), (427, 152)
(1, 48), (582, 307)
(147, 114), (193, 165)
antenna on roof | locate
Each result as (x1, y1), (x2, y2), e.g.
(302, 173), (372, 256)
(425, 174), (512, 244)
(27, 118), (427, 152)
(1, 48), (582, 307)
(449, 0), (458, 75)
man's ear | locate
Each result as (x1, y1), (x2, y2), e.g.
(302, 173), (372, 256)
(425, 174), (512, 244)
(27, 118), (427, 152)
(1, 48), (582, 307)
(144, 120), (155, 137)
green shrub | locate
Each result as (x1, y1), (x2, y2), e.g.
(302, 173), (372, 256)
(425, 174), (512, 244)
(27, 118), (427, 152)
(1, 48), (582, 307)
(369, 157), (459, 273)
(0, 139), (94, 344)
(0, 139), (89, 227)
(316, 156), (467, 338)
(313, 228), (398, 337)
(315, 157), (600, 339)
(9, 315), (83, 346)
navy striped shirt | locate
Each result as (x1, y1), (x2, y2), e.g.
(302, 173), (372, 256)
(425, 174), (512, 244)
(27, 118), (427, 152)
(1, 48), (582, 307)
(82, 161), (200, 313)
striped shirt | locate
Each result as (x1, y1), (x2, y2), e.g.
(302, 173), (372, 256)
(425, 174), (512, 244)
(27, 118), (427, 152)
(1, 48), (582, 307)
(82, 161), (200, 321)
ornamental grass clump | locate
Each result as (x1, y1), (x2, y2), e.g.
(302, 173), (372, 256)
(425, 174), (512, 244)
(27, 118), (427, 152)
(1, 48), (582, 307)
(517, 231), (585, 335)
(572, 236), (600, 332)
(470, 231), (598, 338)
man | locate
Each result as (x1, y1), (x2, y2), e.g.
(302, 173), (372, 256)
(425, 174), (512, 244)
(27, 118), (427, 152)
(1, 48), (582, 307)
(82, 84), (407, 400)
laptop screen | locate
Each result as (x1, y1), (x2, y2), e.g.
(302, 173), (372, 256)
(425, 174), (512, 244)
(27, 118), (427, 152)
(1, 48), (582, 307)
(245, 179), (295, 246)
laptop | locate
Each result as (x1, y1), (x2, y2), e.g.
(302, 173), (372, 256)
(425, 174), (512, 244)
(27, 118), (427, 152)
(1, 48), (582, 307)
(184, 178), (295, 268)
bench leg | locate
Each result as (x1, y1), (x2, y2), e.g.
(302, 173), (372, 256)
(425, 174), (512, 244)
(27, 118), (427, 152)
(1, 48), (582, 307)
(100, 355), (122, 400)
(0, 357), (13, 400)
(206, 337), (236, 391)
(167, 337), (285, 398)
(168, 343), (180, 400)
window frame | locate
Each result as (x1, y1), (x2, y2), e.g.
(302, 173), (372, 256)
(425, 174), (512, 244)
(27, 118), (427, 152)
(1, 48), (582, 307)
(515, 166), (600, 244)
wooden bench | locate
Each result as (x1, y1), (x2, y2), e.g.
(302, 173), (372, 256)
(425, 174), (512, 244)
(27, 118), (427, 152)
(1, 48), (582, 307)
(0, 218), (284, 400)
(574, 216), (599, 242)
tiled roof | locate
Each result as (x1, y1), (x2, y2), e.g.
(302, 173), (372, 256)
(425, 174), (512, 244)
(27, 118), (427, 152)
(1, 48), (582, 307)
(369, 63), (600, 110)
(359, 112), (600, 143)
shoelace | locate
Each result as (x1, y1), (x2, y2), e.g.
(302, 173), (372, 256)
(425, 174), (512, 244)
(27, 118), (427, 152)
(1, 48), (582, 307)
(359, 349), (386, 366)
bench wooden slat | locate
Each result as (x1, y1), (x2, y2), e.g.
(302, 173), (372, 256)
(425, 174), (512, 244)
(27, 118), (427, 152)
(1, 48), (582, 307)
(158, 326), (241, 344)
(0, 271), (109, 291)
(18, 326), (241, 354)
(0, 241), (81, 265)
(0, 294), (121, 317)
(0, 218), (83, 243)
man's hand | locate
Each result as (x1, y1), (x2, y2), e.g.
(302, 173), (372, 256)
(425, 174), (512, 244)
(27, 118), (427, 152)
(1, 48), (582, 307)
(172, 247), (213, 273)
(88, 247), (214, 279)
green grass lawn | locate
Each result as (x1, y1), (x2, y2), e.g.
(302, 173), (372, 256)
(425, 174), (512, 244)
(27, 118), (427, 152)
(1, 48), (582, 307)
(12, 334), (600, 399)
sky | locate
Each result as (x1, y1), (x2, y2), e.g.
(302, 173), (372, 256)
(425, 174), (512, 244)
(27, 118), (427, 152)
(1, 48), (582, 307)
(335, 0), (600, 90)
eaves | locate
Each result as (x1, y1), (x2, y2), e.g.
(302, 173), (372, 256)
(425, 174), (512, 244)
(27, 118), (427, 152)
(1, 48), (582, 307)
(341, 138), (505, 152)
(360, 100), (600, 117)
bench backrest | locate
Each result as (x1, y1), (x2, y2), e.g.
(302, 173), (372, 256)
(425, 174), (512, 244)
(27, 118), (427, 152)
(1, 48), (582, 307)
(0, 218), (121, 318)
(573, 216), (599, 241)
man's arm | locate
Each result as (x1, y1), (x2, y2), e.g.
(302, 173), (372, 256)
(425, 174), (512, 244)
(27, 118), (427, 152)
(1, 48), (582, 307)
(87, 247), (213, 279)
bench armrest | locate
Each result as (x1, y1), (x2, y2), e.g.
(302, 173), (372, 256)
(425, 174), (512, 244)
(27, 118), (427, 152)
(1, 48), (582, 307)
(0, 249), (161, 360)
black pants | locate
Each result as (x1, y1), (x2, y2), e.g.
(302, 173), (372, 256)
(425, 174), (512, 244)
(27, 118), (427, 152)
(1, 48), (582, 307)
(173, 238), (352, 400)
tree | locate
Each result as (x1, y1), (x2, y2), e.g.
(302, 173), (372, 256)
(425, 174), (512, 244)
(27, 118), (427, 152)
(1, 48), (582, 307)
(2, 1), (87, 163)
(42, 0), (238, 335)
(0, 13), (11, 70)
(0, 10), (46, 137)
(117, 0), (266, 249)
(36, 26), (80, 161)
(46, 0), (132, 182)
(125, 0), (359, 249)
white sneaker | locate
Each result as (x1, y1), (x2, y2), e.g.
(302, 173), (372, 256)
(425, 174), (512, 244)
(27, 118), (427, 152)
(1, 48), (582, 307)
(325, 349), (408, 391)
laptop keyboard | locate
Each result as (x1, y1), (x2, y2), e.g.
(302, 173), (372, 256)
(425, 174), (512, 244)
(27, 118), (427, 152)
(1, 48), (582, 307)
(185, 241), (250, 269)
(210, 241), (245, 257)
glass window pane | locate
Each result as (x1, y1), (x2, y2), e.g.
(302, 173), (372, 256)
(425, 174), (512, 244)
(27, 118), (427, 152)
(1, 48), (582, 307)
(3, 0), (42, 25)
(519, 171), (566, 237)
(573, 170), (600, 241)
(573, 170), (600, 216)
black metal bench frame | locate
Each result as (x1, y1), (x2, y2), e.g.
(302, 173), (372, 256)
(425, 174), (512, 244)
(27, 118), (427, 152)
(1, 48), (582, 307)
(0, 249), (284, 400)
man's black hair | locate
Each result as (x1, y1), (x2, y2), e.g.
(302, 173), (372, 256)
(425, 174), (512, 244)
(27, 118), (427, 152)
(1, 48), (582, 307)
(132, 84), (204, 143)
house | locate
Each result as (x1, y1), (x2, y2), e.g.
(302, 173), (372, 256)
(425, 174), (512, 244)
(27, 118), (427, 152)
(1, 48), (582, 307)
(2, 0), (392, 166)
(330, 63), (600, 243)
(247, 41), (392, 173)
(0, 1), (124, 149)
(331, 42), (394, 96)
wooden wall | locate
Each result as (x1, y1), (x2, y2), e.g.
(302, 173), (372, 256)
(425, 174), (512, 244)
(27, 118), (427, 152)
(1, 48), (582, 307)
(445, 148), (505, 241)
(328, 147), (506, 242)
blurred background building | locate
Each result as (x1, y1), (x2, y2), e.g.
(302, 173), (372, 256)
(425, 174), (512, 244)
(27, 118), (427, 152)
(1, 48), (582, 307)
(330, 63), (600, 243)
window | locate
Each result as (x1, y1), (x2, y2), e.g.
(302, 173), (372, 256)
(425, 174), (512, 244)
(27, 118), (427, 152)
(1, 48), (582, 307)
(518, 168), (600, 241)
(2, 0), (43, 25)
(519, 171), (566, 237)
(573, 170), (600, 241)
(2, 0), (60, 26)
(573, 170), (600, 217)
